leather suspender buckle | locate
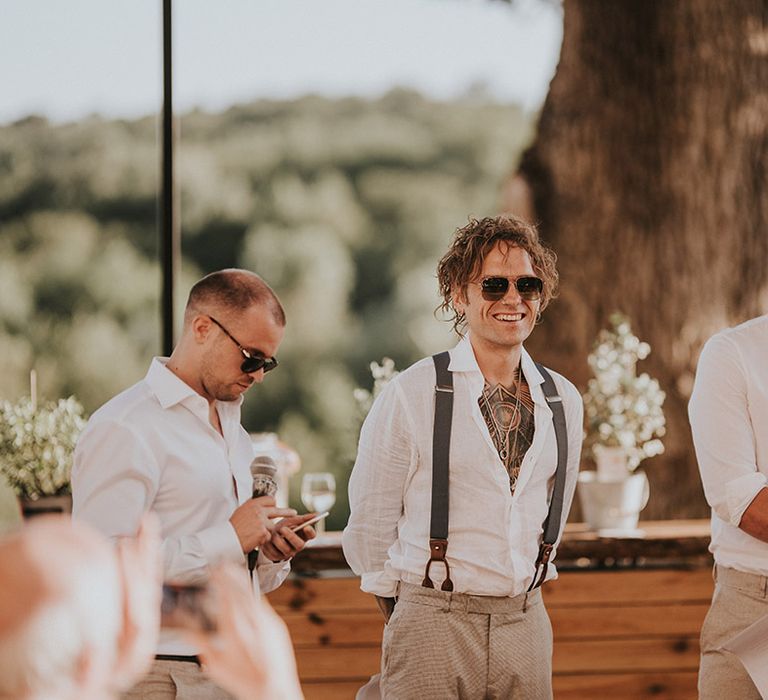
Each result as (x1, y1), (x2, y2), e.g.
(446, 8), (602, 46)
(539, 542), (554, 565)
(528, 542), (555, 591)
(422, 538), (454, 591)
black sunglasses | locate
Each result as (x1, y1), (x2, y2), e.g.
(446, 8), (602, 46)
(477, 276), (543, 302)
(207, 316), (278, 374)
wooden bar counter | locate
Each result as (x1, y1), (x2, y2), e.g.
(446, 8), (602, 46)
(267, 520), (713, 700)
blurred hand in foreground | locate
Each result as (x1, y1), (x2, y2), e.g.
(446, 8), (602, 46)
(112, 514), (163, 693)
(185, 562), (304, 700)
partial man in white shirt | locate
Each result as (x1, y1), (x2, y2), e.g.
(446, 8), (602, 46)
(73, 269), (317, 700)
(343, 216), (583, 699)
(689, 314), (768, 699)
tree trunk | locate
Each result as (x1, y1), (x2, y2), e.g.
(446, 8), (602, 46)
(507, 0), (768, 520)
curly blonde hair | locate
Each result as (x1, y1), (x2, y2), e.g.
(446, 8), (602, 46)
(436, 215), (558, 335)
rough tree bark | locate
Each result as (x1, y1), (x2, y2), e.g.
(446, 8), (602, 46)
(505, 0), (768, 519)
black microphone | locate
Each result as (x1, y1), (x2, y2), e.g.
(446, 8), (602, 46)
(248, 455), (278, 573)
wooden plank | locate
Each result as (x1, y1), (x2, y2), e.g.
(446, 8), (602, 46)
(565, 520), (710, 540)
(282, 611), (384, 647)
(302, 681), (365, 700)
(267, 577), (375, 613)
(545, 569), (713, 606)
(301, 673), (698, 700)
(553, 637), (700, 673)
(280, 603), (707, 647)
(269, 568), (714, 613)
(295, 646), (381, 682)
(552, 672), (697, 699)
(295, 636), (699, 680)
(550, 603), (708, 639)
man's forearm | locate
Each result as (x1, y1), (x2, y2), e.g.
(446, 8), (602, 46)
(739, 487), (768, 543)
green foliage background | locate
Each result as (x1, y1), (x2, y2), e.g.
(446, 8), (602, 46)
(0, 89), (531, 528)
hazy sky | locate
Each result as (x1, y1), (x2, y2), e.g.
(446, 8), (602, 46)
(1, 0), (562, 125)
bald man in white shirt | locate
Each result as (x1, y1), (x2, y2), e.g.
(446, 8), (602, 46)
(343, 216), (583, 700)
(689, 314), (768, 699)
(73, 269), (317, 699)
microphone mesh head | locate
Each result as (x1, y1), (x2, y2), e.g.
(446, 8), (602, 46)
(250, 455), (278, 498)
(250, 454), (277, 477)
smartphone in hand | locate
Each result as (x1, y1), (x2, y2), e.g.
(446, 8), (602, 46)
(161, 583), (217, 633)
(289, 511), (329, 536)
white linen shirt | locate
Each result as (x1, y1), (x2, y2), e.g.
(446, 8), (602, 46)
(689, 315), (768, 575)
(72, 357), (289, 654)
(343, 336), (583, 598)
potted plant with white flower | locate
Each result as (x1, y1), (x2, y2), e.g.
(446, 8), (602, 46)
(578, 313), (666, 533)
(0, 389), (87, 517)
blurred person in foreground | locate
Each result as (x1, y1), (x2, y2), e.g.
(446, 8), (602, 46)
(343, 216), (583, 699)
(72, 269), (316, 699)
(689, 314), (768, 699)
(0, 515), (162, 700)
(0, 516), (303, 700)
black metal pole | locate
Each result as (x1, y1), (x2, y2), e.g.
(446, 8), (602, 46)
(161, 0), (178, 355)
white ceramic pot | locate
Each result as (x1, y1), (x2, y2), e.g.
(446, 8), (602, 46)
(593, 444), (630, 481)
(577, 470), (650, 533)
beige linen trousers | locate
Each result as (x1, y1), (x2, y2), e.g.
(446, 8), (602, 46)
(379, 582), (553, 700)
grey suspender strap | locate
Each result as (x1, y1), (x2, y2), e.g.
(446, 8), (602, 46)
(528, 362), (569, 591)
(422, 351), (454, 591)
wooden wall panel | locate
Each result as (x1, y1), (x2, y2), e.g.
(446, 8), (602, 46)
(552, 672), (698, 699)
(553, 637), (700, 674)
(268, 567), (712, 700)
(549, 603), (708, 639)
(544, 569), (713, 605)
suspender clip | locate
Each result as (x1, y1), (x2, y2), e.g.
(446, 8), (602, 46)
(528, 542), (555, 591)
(422, 538), (454, 591)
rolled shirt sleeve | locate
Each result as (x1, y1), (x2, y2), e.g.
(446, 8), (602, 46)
(689, 334), (767, 526)
(255, 549), (291, 594)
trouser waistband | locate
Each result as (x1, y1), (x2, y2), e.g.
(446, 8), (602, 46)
(155, 654), (201, 665)
(398, 581), (541, 613)
(714, 565), (768, 597)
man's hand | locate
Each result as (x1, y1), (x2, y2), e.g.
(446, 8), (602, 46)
(375, 595), (397, 622)
(229, 496), (296, 554)
(260, 513), (318, 562)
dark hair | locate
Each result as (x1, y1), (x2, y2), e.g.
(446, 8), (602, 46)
(436, 215), (558, 334)
(186, 269), (286, 326)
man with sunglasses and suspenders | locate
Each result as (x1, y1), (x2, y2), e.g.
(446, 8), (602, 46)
(344, 216), (583, 699)
(73, 269), (316, 699)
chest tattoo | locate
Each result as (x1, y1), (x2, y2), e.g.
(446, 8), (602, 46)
(478, 370), (535, 495)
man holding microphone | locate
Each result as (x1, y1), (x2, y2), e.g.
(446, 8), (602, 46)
(73, 269), (316, 699)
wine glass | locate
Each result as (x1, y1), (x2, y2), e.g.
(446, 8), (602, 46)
(300, 472), (336, 536)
